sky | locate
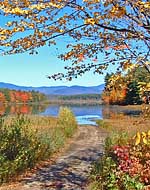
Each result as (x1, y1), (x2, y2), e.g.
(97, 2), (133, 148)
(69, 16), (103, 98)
(0, 2), (113, 88)
(0, 44), (107, 87)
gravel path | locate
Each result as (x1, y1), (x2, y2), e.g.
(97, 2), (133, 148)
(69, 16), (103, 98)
(0, 125), (107, 190)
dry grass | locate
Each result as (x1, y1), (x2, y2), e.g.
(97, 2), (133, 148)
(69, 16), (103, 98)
(4, 114), (58, 131)
(103, 116), (149, 135)
(100, 105), (150, 136)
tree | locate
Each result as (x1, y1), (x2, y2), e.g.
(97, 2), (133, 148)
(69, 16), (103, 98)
(102, 66), (150, 105)
(0, 0), (149, 80)
(102, 72), (127, 104)
(125, 81), (141, 105)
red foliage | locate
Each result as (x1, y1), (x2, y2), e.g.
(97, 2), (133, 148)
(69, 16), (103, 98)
(0, 92), (6, 102)
(112, 143), (150, 185)
(20, 105), (30, 114)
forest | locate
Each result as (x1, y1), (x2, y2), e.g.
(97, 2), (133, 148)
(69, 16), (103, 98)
(0, 88), (47, 104)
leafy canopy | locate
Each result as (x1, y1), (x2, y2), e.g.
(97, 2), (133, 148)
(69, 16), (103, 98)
(0, 0), (150, 80)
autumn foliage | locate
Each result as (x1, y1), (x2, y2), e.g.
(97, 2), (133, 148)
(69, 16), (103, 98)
(0, 0), (149, 80)
(102, 66), (150, 105)
(0, 89), (47, 115)
(0, 88), (46, 104)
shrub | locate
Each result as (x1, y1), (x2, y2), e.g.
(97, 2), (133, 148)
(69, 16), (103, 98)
(57, 107), (78, 138)
(90, 130), (150, 190)
(0, 115), (52, 183)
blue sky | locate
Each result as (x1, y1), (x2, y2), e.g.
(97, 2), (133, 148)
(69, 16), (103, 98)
(0, 44), (107, 87)
(0, 4), (113, 88)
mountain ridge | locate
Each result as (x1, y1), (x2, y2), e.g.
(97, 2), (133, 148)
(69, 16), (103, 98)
(0, 82), (105, 95)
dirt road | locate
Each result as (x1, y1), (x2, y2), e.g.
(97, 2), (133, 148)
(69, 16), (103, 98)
(0, 125), (107, 190)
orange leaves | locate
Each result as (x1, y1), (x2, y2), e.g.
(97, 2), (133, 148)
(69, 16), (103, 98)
(110, 5), (126, 18)
(77, 53), (85, 62)
(83, 0), (100, 4)
(105, 44), (130, 50)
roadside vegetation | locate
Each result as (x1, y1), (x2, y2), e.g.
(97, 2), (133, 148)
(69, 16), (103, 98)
(0, 107), (77, 184)
(90, 106), (150, 190)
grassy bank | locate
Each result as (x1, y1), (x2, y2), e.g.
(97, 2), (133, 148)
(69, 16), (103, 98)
(97, 104), (150, 134)
(0, 107), (78, 184)
(90, 106), (150, 190)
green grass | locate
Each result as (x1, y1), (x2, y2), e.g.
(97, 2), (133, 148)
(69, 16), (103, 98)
(0, 107), (78, 183)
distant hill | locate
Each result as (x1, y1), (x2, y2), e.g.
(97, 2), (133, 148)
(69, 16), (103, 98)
(0, 82), (105, 95)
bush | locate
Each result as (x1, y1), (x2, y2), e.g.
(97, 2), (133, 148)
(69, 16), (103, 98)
(90, 131), (150, 190)
(0, 115), (52, 183)
(57, 107), (78, 138)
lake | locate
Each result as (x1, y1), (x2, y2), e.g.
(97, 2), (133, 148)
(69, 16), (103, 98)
(0, 104), (141, 125)
(40, 105), (104, 125)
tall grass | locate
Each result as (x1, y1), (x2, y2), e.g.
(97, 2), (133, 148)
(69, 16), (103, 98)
(0, 107), (77, 183)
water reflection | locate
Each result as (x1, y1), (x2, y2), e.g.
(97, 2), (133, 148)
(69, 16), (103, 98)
(0, 104), (48, 116)
(40, 105), (103, 117)
(0, 104), (142, 125)
(40, 105), (103, 125)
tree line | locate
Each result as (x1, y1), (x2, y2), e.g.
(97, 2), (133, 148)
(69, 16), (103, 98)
(0, 88), (47, 104)
(58, 94), (101, 101)
(102, 66), (150, 105)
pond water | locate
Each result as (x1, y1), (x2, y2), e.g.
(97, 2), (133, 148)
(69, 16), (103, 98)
(0, 104), (141, 125)
(40, 105), (103, 125)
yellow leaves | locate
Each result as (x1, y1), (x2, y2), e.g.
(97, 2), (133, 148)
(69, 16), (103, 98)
(138, 2), (150, 9)
(143, 2), (150, 9)
(4, 7), (29, 15)
(47, 2), (63, 9)
(84, 18), (96, 25)
(136, 1), (150, 12)
(1, 1), (63, 16)
(29, 2), (63, 11)
(59, 29), (64, 33)
(4, 43), (11, 47)
(6, 22), (12, 27)
(0, 29), (7, 35)
(145, 61), (150, 66)
(138, 81), (150, 95)
(110, 5), (126, 18)
(0, 35), (7, 41)
(134, 131), (150, 146)
(58, 18), (67, 25)
(135, 132), (141, 145)
(121, 61), (137, 72)
(13, 27), (22, 33)
(0, 29), (12, 41)
(83, 0), (100, 3)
